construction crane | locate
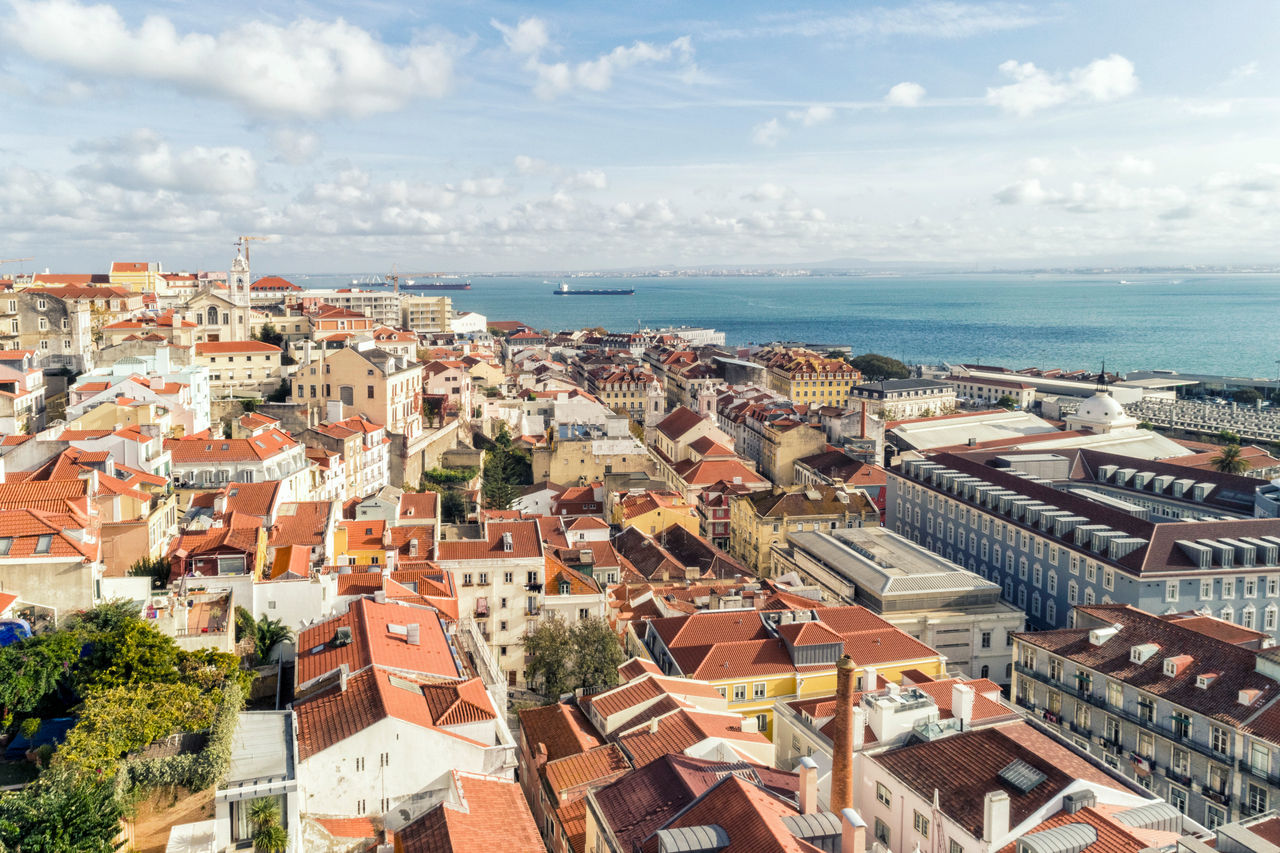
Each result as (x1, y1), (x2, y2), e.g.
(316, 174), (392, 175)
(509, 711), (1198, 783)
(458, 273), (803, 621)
(385, 267), (442, 296)
(0, 257), (33, 267)
(234, 236), (269, 266)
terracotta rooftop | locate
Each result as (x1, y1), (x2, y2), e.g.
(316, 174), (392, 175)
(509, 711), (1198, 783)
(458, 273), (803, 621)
(393, 771), (542, 853)
(543, 743), (631, 794)
(655, 406), (708, 441)
(166, 429), (298, 463)
(874, 722), (1132, 841)
(517, 702), (604, 763)
(295, 598), (458, 687)
(615, 708), (769, 767)
(436, 520), (542, 561)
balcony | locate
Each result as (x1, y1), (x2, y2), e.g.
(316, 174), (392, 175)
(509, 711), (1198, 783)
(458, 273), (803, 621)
(1238, 759), (1280, 787)
(1201, 785), (1230, 807)
(1163, 766), (1193, 788)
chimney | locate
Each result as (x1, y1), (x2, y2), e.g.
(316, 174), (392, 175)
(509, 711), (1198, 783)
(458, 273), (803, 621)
(374, 590), (386, 604)
(741, 716), (758, 733)
(649, 717), (660, 734)
(407, 623), (420, 645)
(797, 756), (818, 814)
(840, 808), (866, 853)
(952, 682), (975, 730)
(982, 791), (1011, 845)
(861, 666), (877, 692)
(830, 655), (857, 813)
(851, 704), (866, 751)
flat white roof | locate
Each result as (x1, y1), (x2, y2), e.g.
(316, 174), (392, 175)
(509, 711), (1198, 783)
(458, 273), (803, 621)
(890, 410), (1059, 450)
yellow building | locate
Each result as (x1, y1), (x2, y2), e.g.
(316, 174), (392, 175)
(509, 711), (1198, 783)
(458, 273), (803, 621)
(334, 519), (390, 567)
(632, 604), (946, 739)
(293, 342), (424, 440)
(613, 490), (699, 536)
(728, 484), (879, 575)
(109, 261), (162, 293)
(753, 346), (862, 408)
(194, 340), (282, 398)
(68, 399), (175, 436)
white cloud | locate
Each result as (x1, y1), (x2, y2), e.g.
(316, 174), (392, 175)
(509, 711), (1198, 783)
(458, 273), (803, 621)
(455, 177), (509, 197)
(493, 17), (696, 99)
(5, 0), (456, 118)
(751, 118), (786, 146)
(269, 128), (321, 166)
(1114, 155), (1155, 176)
(986, 54), (1137, 116)
(787, 105), (834, 126)
(743, 183), (790, 202)
(713, 3), (1049, 41)
(491, 16), (549, 57)
(885, 82), (926, 106)
(993, 178), (1056, 205)
(1024, 157), (1053, 175)
(1229, 60), (1259, 81)
(560, 169), (608, 191)
(73, 129), (256, 194)
(513, 155), (549, 175)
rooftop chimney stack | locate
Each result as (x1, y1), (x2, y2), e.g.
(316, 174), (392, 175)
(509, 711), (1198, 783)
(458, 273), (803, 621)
(982, 790), (1011, 845)
(797, 756), (818, 814)
(851, 704), (866, 751)
(861, 666), (877, 692)
(830, 655), (857, 813)
(840, 808), (867, 853)
(952, 682), (975, 730)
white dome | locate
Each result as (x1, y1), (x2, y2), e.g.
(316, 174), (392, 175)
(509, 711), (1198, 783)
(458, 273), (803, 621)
(1074, 392), (1126, 423)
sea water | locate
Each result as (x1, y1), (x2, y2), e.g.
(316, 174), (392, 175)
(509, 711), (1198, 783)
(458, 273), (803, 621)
(297, 273), (1280, 378)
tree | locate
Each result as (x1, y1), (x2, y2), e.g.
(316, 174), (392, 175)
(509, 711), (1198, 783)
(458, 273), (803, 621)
(1212, 444), (1250, 474)
(0, 767), (124, 852)
(249, 797), (288, 853)
(423, 396), (444, 428)
(995, 394), (1017, 411)
(235, 606), (257, 646)
(75, 618), (184, 694)
(128, 555), (170, 591)
(849, 353), (910, 381)
(523, 616), (575, 699)
(254, 618), (294, 664)
(571, 617), (625, 693)
(266, 379), (290, 403)
(1232, 387), (1263, 405)
(255, 322), (284, 350)
(1217, 429), (1241, 445)
(0, 631), (82, 717)
(440, 490), (467, 524)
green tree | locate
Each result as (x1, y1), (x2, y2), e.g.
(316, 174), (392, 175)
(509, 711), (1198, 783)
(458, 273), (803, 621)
(65, 599), (142, 635)
(75, 619), (184, 694)
(254, 618), (294, 664)
(0, 631), (82, 717)
(1212, 444), (1250, 474)
(266, 379), (290, 403)
(249, 797), (288, 853)
(523, 616), (575, 699)
(571, 617), (625, 693)
(235, 606), (257, 647)
(1231, 387), (1262, 405)
(128, 555), (170, 590)
(255, 322), (284, 350)
(995, 394), (1017, 411)
(0, 767), (124, 852)
(440, 490), (467, 524)
(848, 353), (910, 381)
(1217, 429), (1241, 445)
(423, 396), (444, 428)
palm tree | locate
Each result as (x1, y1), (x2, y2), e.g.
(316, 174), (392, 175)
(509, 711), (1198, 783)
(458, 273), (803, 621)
(254, 618), (295, 665)
(1212, 444), (1249, 474)
(249, 797), (288, 853)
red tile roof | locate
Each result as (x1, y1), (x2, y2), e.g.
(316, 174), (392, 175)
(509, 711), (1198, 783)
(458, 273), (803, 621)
(655, 406), (708, 441)
(398, 492), (439, 521)
(166, 429), (298, 463)
(875, 722), (1129, 841)
(296, 598), (458, 686)
(394, 771), (542, 853)
(543, 743), (630, 794)
(195, 340), (281, 355)
(993, 806), (1173, 853)
(593, 754), (799, 853)
(436, 520), (542, 561)
(618, 657), (663, 681)
(517, 702), (603, 762)
(314, 817), (376, 839)
(615, 709), (768, 767)
(0, 509), (98, 559)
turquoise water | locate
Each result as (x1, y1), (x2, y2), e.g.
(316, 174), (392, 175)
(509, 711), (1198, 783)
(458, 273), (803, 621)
(296, 273), (1280, 378)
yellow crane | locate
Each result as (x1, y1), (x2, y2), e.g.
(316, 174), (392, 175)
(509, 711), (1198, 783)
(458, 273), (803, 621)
(234, 236), (270, 266)
(385, 267), (442, 296)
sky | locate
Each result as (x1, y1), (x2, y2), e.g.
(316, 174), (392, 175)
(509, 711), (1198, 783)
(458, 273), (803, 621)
(1, 0), (1278, 273)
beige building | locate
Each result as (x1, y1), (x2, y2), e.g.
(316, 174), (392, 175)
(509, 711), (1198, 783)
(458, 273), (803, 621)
(849, 378), (957, 421)
(729, 483), (879, 575)
(531, 422), (655, 485)
(401, 295), (452, 333)
(293, 341), (424, 441)
(109, 261), (163, 293)
(195, 340), (283, 398)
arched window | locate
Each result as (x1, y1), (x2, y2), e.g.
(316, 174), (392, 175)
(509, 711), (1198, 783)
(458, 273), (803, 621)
(981, 665), (989, 679)
(206, 306), (218, 325)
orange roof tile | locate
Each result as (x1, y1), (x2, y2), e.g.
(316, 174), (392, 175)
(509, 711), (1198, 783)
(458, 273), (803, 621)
(296, 598), (458, 686)
(394, 771), (542, 853)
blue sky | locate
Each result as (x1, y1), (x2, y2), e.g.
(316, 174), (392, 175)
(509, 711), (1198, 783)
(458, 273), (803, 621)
(1, 0), (1277, 272)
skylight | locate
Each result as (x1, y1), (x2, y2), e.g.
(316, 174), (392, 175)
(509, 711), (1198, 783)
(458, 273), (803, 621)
(998, 759), (1047, 794)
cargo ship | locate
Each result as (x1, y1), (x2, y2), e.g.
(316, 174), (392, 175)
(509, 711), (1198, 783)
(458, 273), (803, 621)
(552, 281), (634, 296)
(402, 279), (471, 291)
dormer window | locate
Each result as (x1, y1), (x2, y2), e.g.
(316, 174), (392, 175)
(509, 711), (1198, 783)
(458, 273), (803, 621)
(1197, 673), (1218, 689)
(1130, 643), (1158, 664)
(559, 579), (570, 595)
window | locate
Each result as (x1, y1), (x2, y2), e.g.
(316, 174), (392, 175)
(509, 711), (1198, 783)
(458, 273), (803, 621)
(1046, 600), (1056, 624)
(1048, 658), (1063, 682)
(1019, 646), (1037, 668)
(1211, 726), (1230, 756)
(753, 682), (767, 699)
(1171, 711), (1191, 740)
(1165, 581), (1178, 603)
(1246, 578), (1257, 598)
(876, 782), (891, 806)
(1085, 562), (1097, 582)
(1223, 578), (1235, 599)
(1103, 715), (1120, 744)
(1084, 588), (1095, 605)
(504, 571), (513, 583)
(981, 631), (991, 649)
(913, 810), (930, 839)
(1019, 557), (1028, 580)
(478, 572), (488, 585)
(950, 842), (963, 853)
(462, 573), (473, 586)
(1205, 805), (1225, 830)
(1168, 785), (1188, 815)
(1068, 581), (1079, 604)
(733, 684), (746, 702)
(756, 713), (769, 733)
(874, 818), (890, 847)
(1251, 742), (1271, 776)
(1171, 747), (1189, 776)
(1137, 697), (1154, 723)
(1200, 578), (1213, 600)
(1033, 565), (1042, 587)
(1137, 730), (1154, 759)
(1047, 571), (1057, 595)
(1106, 681), (1122, 707)
(355, 756), (365, 771)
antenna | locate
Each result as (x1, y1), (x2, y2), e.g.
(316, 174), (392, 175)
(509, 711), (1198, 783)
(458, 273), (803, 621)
(1097, 359), (1107, 392)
